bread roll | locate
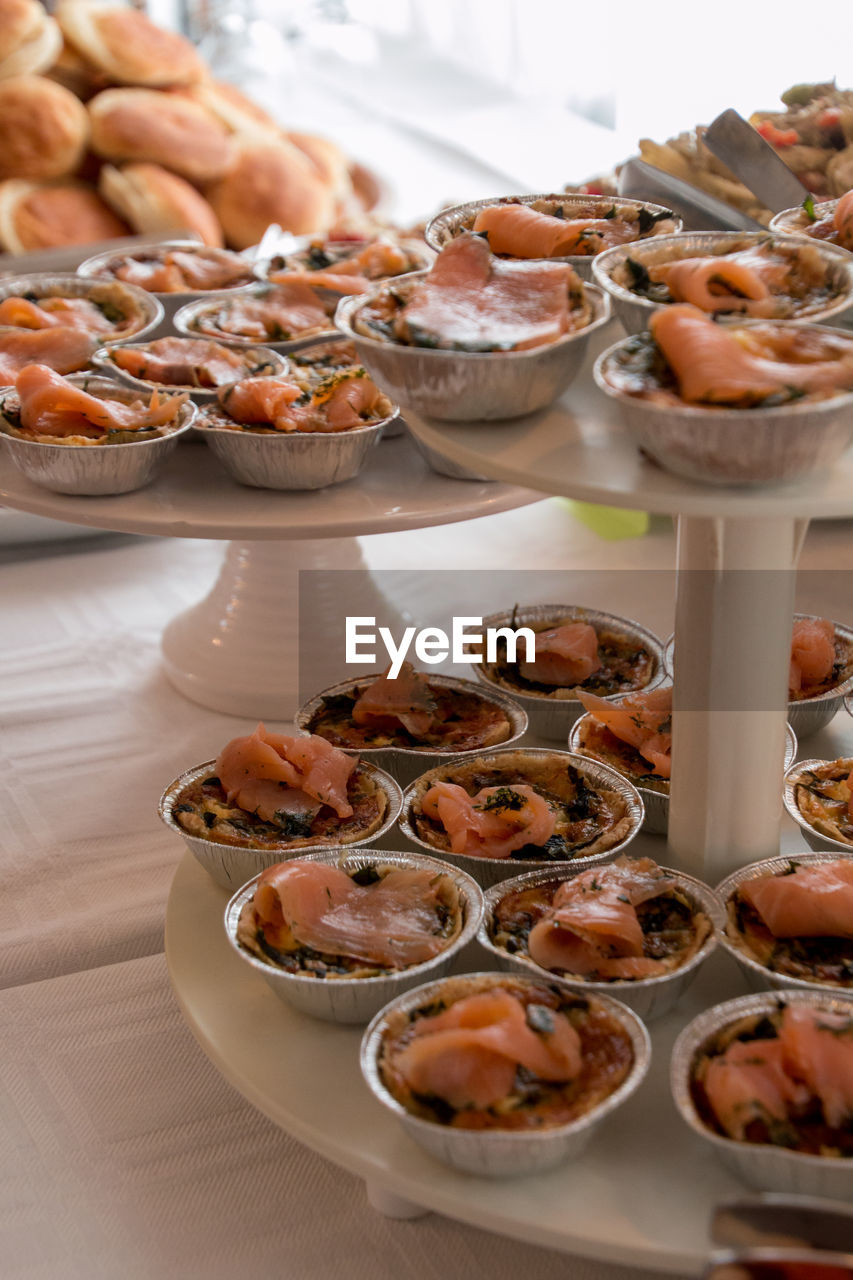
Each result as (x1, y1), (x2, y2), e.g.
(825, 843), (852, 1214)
(286, 131), (352, 201)
(56, 1), (204, 87)
(88, 88), (233, 184)
(206, 138), (337, 249)
(0, 177), (128, 252)
(99, 162), (223, 247)
(44, 37), (104, 101)
(183, 79), (280, 137)
(0, 8), (62, 81)
(0, 76), (89, 180)
(0, 0), (42, 64)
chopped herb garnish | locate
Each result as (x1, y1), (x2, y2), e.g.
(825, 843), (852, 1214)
(526, 1003), (555, 1036)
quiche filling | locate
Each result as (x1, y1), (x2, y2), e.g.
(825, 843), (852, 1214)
(409, 751), (633, 862)
(793, 758), (853, 846)
(691, 1004), (853, 1157)
(305, 663), (513, 752)
(236, 858), (464, 978)
(489, 856), (712, 980)
(726, 859), (853, 988)
(378, 975), (635, 1130)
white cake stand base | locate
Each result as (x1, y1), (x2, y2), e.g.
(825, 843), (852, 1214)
(161, 537), (413, 720)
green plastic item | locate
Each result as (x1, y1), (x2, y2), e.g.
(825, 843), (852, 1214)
(562, 499), (650, 540)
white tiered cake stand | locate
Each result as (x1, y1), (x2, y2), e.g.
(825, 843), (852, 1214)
(8, 326), (853, 1276)
(0, 433), (538, 717)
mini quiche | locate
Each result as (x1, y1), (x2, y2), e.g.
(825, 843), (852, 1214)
(454, 196), (678, 260)
(198, 364), (393, 435)
(179, 282), (338, 345)
(791, 758), (853, 846)
(407, 749), (635, 863)
(789, 616), (853, 701)
(0, 365), (188, 445)
(572, 686), (672, 795)
(375, 972), (635, 1130)
(600, 303), (853, 409)
(104, 337), (280, 390)
(235, 856), (465, 978)
(83, 243), (255, 293)
(170, 724), (388, 851)
(689, 1002), (853, 1158)
(0, 279), (155, 340)
(488, 856), (713, 980)
(303, 663), (514, 752)
(476, 606), (659, 701)
(724, 857), (853, 988)
(607, 233), (849, 319)
(268, 232), (430, 293)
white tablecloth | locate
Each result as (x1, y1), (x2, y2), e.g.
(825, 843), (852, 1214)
(2, 500), (853, 1278)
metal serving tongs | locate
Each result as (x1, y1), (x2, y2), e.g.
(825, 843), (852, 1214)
(702, 107), (812, 215)
(617, 157), (766, 232)
(701, 1195), (853, 1277)
(710, 1193), (853, 1252)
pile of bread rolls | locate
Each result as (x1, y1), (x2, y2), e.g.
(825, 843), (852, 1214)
(0, 0), (360, 255)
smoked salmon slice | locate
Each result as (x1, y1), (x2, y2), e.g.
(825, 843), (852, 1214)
(250, 859), (455, 968)
(111, 248), (252, 293)
(197, 284), (334, 343)
(577, 685), (672, 778)
(649, 252), (772, 314)
(112, 338), (249, 389)
(392, 989), (582, 1109)
(0, 328), (96, 385)
(700, 1003), (853, 1146)
(703, 1036), (810, 1141)
(216, 724), (357, 821)
(650, 304), (853, 405)
(780, 1004), (853, 1128)
(14, 364), (186, 437)
(789, 617), (836, 694)
(472, 203), (642, 258)
(395, 232), (581, 351)
(527, 857), (678, 978)
(420, 781), (556, 858)
(352, 663), (438, 737)
(0, 296), (121, 336)
(741, 860), (853, 939)
(517, 621), (601, 687)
